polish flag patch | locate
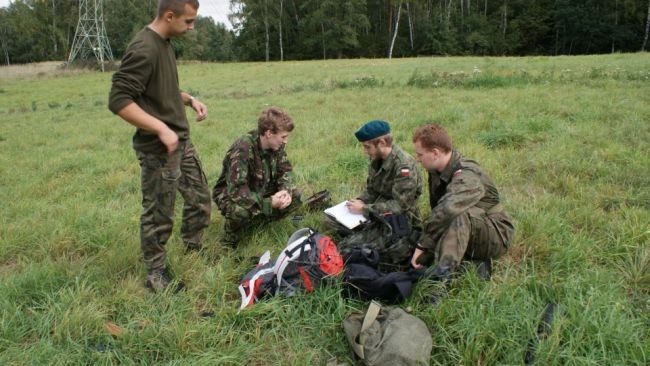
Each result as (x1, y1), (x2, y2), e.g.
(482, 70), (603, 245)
(400, 168), (411, 176)
(453, 169), (463, 177)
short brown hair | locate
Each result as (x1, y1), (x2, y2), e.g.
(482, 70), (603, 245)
(369, 134), (393, 147)
(412, 123), (452, 153)
(158, 0), (199, 16)
(258, 107), (294, 134)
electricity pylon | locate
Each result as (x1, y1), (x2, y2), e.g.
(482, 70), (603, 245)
(67, 0), (113, 71)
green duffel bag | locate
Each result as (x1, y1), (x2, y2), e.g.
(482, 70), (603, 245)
(342, 301), (432, 366)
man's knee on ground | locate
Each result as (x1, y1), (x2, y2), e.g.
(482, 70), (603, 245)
(223, 205), (255, 231)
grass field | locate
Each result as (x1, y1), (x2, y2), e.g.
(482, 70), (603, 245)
(1, 54), (649, 365)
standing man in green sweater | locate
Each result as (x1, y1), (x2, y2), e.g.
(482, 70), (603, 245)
(108, 0), (211, 292)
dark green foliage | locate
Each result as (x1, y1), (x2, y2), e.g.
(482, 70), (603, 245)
(103, 0), (155, 59)
(0, 0), (232, 64)
(298, 0), (370, 59)
(174, 17), (234, 61)
(2, 0), (649, 64)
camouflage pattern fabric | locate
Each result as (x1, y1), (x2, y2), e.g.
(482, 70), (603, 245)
(335, 145), (423, 265)
(220, 190), (302, 245)
(417, 150), (515, 268)
(136, 140), (211, 272)
(329, 218), (417, 267)
(212, 130), (297, 245)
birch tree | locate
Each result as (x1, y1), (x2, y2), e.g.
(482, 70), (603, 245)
(299, 0), (369, 59)
(406, 2), (414, 50)
(50, 0), (58, 54)
(388, 1), (402, 58)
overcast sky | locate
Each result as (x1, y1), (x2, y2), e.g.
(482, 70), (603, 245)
(0, 0), (232, 28)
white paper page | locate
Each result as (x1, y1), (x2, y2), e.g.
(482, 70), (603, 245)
(324, 201), (368, 229)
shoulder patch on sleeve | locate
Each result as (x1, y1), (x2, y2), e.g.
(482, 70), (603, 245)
(453, 169), (463, 177)
(400, 167), (411, 176)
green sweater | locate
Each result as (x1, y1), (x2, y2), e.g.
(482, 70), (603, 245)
(108, 27), (188, 153)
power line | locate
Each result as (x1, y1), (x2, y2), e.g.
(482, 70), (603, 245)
(67, 0), (113, 72)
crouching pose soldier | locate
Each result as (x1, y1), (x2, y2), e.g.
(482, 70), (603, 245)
(410, 124), (515, 276)
(213, 107), (300, 247)
(332, 120), (423, 266)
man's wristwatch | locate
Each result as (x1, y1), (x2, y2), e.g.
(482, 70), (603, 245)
(188, 95), (195, 106)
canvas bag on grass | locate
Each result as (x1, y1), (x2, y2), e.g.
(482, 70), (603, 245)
(342, 301), (432, 366)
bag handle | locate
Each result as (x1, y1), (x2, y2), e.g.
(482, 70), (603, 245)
(361, 301), (382, 332)
(351, 300), (382, 360)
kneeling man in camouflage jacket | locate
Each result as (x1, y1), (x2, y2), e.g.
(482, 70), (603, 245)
(213, 107), (300, 247)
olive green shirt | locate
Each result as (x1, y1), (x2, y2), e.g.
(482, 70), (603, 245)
(108, 27), (188, 153)
(421, 150), (513, 249)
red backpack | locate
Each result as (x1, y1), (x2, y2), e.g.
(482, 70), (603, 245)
(238, 228), (344, 309)
(273, 227), (344, 295)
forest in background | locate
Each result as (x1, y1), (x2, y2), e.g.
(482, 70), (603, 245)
(1, 0), (649, 65)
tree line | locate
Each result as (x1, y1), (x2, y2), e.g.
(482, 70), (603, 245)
(0, 0), (232, 65)
(1, 0), (649, 66)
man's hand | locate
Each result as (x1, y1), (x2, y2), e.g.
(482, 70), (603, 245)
(345, 199), (365, 214)
(191, 99), (208, 122)
(115, 103), (179, 155)
(158, 127), (179, 155)
(271, 190), (292, 210)
(411, 248), (424, 269)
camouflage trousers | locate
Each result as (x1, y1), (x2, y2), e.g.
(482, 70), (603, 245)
(135, 140), (211, 272)
(419, 206), (514, 268)
(325, 216), (418, 267)
(219, 191), (301, 246)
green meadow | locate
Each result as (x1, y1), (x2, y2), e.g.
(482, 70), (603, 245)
(1, 54), (649, 365)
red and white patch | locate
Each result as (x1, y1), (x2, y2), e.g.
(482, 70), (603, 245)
(400, 168), (410, 176)
(453, 169), (463, 177)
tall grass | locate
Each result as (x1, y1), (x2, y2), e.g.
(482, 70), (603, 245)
(1, 54), (649, 364)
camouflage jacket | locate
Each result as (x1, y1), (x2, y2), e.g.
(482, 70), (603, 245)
(421, 150), (513, 249)
(358, 145), (423, 229)
(213, 130), (294, 216)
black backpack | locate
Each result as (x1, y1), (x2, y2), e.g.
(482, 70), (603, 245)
(342, 247), (426, 304)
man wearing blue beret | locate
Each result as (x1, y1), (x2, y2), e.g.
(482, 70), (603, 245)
(330, 120), (423, 267)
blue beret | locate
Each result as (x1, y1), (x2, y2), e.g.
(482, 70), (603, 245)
(355, 120), (391, 142)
